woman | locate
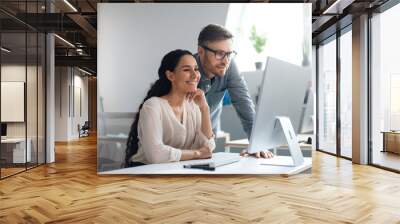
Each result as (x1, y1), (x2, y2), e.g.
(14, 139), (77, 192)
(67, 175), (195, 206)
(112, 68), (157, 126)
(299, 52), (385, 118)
(125, 49), (215, 167)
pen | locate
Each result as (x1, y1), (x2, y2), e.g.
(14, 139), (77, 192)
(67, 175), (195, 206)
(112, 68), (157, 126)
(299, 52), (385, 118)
(183, 164), (215, 171)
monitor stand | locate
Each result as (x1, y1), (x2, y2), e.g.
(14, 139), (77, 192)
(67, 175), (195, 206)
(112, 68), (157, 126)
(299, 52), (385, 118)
(262, 116), (305, 167)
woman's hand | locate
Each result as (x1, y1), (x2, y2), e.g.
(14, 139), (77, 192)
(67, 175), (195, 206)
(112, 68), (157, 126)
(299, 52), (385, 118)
(194, 146), (213, 159)
(187, 89), (208, 110)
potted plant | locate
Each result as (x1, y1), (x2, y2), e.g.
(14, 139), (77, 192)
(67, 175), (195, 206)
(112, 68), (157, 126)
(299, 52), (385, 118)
(249, 25), (267, 70)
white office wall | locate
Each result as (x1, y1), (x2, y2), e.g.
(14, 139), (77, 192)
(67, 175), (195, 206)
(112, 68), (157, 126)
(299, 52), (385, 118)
(55, 67), (69, 141)
(77, 74), (89, 123)
(55, 67), (89, 141)
(97, 3), (229, 171)
(1, 65), (26, 81)
(72, 74), (89, 137)
(1, 65), (36, 137)
(1, 82), (24, 122)
(1, 64), (46, 166)
(97, 3), (229, 114)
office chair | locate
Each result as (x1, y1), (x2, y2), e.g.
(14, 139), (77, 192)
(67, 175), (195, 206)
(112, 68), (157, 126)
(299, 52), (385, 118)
(79, 121), (90, 138)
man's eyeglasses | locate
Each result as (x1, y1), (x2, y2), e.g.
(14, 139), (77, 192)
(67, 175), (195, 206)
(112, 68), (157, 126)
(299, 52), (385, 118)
(201, 45), (237, 61)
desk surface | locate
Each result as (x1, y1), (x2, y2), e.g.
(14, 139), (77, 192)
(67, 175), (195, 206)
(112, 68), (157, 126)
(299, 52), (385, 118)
(99, 153), (312, 176)
(1, 138), (27, 143)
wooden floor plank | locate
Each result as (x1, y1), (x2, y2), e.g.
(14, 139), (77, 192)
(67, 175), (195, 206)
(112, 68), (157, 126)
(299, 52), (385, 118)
(1, 134), (400, 223)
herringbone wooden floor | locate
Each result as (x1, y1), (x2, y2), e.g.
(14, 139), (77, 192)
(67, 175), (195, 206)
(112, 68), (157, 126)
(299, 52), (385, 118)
(1, 134), (400, 223)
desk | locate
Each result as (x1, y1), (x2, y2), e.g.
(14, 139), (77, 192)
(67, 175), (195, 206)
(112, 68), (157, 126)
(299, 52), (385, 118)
(1, 138), (31, 163)
(99, 152), (312, 176)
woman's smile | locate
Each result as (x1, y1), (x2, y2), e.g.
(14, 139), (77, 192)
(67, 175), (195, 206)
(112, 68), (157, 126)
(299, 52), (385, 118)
(185, 80), (198, 86)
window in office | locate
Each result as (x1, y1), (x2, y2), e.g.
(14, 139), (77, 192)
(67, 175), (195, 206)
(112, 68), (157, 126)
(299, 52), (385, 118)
(339, 28), (352, 158)
(371, 3), (400, 171)
(225, 3), (311, 71)
(317, 37), (337, 154)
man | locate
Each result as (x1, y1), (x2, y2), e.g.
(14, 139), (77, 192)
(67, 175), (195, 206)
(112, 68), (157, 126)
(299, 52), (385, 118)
(195, 24), (273, 158)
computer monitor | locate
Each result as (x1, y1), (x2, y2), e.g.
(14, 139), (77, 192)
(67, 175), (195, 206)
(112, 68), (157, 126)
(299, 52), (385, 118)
(1, 123), (7, 138)
(247, 57), (311, 166)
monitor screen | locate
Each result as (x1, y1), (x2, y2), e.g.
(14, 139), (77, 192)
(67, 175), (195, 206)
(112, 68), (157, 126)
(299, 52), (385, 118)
(247, 57), (311, 158)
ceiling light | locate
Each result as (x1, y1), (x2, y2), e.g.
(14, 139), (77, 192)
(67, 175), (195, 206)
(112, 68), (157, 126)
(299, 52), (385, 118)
(322, 0), (354, 15)
(54, 34), (75, 48)
(63, 0), (78, 12)
(1, 47), (11, 53)
(78, 67), (92, 76)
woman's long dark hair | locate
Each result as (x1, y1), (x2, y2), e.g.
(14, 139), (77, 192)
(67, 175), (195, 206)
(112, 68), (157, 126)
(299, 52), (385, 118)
(125, 49), (194, 167)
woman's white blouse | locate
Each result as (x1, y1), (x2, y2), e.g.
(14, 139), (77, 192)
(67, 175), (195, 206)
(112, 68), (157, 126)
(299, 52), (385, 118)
(130, 97), (215, 164)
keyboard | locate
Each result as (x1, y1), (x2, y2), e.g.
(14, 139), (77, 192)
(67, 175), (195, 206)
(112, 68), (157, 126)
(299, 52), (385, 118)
(209, 153), (241, 168)
(183, 153), (241, 170)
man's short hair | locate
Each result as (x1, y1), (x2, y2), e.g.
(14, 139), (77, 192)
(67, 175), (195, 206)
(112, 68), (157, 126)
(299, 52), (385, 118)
(198, 24), (233, 46)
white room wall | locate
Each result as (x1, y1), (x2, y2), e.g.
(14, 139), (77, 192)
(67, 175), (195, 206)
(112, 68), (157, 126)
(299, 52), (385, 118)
(98, 3), (229, 114)
(55, 67), (69, 141)
(1, 65), (37, 138)
(1, 64), (46, 163)
(72, 73), (89, 138)
(97, 3), (229, 171)
(55, 67), (89, 141)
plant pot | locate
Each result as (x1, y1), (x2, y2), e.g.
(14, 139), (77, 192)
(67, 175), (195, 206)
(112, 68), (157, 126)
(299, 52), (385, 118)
(255, 61), (263, 70)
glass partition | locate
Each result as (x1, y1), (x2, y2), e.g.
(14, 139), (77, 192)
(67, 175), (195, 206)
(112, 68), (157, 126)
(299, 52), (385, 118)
(1, 31), (28, 177)
(0, 1), (46, 179)
(371, 3), (400, 171)
(339, 28), (352, 158)
(27, 31), (38, 169)
(317, 37), (337, 155)
(38, 32), (45, 165)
